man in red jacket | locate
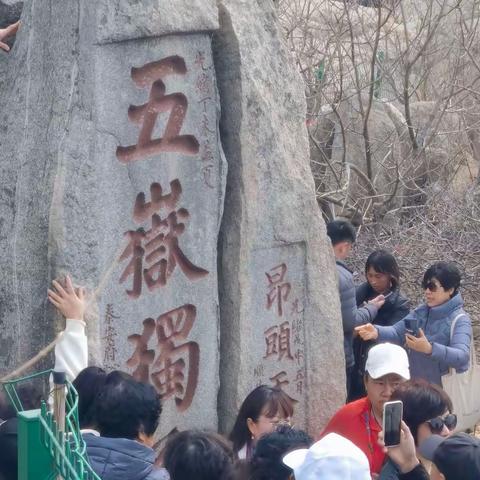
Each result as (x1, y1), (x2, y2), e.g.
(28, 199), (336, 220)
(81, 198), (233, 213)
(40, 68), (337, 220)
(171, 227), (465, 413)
(321, 343), (410, 477)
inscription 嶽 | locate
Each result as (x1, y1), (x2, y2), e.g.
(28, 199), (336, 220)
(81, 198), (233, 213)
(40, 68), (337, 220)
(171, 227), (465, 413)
(119, 180), (208, 298)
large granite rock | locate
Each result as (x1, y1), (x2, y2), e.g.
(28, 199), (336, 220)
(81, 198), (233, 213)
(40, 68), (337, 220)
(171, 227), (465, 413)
(0, 0), (226, 442)
(95, 0), (218, 43)
(214, 0), (345, 435)
(0, 0), (343, 442)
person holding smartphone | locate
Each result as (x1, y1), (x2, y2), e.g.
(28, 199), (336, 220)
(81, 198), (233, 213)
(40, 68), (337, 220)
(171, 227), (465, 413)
(378, 422), (430, 480)
(355, 262), (471, 387)
(320, 343), (410, 477)
(379, 380), (456, 480)
(350, 250), (411, 401)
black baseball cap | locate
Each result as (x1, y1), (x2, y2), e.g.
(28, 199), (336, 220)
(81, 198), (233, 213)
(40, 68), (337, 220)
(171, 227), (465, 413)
(419, 433), (480, 480)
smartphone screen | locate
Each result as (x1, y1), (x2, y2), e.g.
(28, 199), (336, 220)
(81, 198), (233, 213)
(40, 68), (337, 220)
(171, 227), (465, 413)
(404, 319), (419, 337)
(383, 400), (403, 447)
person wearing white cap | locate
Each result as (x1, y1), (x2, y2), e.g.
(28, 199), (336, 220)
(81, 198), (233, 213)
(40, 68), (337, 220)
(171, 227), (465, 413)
(320, 343), (410, 476)
(283, 432), (371, 480)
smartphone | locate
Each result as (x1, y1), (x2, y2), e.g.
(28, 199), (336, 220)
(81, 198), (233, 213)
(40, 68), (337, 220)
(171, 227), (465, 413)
(404, 318), (419, 337)
(383, 400), (403, 447)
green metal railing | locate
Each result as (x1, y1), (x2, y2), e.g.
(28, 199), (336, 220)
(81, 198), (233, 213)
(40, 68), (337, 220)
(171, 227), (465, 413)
(2, 370), (100, 480)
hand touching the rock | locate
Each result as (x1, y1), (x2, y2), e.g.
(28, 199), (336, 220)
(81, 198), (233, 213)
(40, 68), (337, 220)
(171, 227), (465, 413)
(355, 323), (379, 341)
(48, 275), (86, 320)
(0, 21), (20, 52)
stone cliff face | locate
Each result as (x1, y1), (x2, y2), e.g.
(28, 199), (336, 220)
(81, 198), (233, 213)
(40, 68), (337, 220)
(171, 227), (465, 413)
(214, 0), (345, 433)
(0, 0), (343, 436)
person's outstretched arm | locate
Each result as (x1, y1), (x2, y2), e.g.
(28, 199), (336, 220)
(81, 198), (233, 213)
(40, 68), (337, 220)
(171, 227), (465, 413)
(355, 313), (408, 346)
(48, 276), (88, 381)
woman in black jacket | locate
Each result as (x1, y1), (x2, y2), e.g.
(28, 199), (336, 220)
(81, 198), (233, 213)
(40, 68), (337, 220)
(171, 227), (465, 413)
(348, 250), (411, 401)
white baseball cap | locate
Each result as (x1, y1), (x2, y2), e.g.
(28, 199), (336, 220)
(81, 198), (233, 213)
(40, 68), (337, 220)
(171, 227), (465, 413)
(365, 343), (410, 380)
(282, 433), (371, 480)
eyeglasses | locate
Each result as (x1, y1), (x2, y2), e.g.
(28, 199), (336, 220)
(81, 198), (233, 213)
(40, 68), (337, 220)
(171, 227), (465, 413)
(271, 418), (293, 429)
(426, 414), (457, 433)
(423, 281), (439, 292)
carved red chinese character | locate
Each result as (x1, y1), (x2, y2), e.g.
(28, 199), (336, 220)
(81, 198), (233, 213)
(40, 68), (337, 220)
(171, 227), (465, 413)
(151, 304), (199, 412)
(116, 56), (199, 164)
(269, 371), (298, 404)
(264, 321), (293, 361)
(119, 180), (209, 298)
(266, 263), (291, 316)
(126, 305), (200, 412)
(126, 317), (156, 383)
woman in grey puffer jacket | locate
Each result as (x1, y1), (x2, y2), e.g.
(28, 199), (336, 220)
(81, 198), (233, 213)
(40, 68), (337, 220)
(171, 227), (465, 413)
(356, 262), (472, 386)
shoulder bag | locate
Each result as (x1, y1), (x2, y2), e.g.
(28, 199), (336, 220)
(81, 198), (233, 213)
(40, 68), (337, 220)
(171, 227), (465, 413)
(441, 313), (480, 431)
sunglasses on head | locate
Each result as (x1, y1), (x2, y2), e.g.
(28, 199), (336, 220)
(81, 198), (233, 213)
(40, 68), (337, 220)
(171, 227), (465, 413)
(423, 281), (439, 292)
(426, 414), (457, 433)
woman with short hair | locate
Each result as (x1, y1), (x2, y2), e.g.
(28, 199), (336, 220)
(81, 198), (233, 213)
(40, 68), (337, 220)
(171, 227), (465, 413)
(379, 379), (456, 480)
(164, 430), (236, 480)
(356, 261), (472, 386)
(249, 425), (313, 480)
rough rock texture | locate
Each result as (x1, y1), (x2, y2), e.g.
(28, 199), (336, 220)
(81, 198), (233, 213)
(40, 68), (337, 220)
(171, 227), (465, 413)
(310, 95), (477, 220)
(0, 0), (225, 440)
(214, 0), (345, 435)
(95, 0), (218, 44)
(0, 1), (22, 28)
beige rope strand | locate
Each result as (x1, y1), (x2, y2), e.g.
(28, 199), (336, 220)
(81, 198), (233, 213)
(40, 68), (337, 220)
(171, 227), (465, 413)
(0, 239), (127, 383)
(0, 333), (63, 382)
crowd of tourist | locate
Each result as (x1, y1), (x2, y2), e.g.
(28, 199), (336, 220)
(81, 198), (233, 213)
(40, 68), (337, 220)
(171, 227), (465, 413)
(0, 218), (479, 480)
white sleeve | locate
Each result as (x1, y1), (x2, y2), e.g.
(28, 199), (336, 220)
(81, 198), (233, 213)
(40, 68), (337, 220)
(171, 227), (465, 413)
(53, 319), (88, 382)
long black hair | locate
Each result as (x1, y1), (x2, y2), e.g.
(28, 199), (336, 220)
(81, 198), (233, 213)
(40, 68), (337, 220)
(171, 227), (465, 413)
(229, 385), (294, 455)
(365, 249), (401, 289)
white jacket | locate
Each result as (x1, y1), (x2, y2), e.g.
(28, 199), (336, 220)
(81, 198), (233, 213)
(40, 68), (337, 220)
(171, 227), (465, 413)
(53, 319), (88, 382)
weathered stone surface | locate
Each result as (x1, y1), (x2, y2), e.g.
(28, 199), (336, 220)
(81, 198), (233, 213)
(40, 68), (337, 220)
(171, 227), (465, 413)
(0, 0), (225, 443)
(96, 0), (219, 44)
(214, 0), (345, 435)
(0, 0), (22, 28)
